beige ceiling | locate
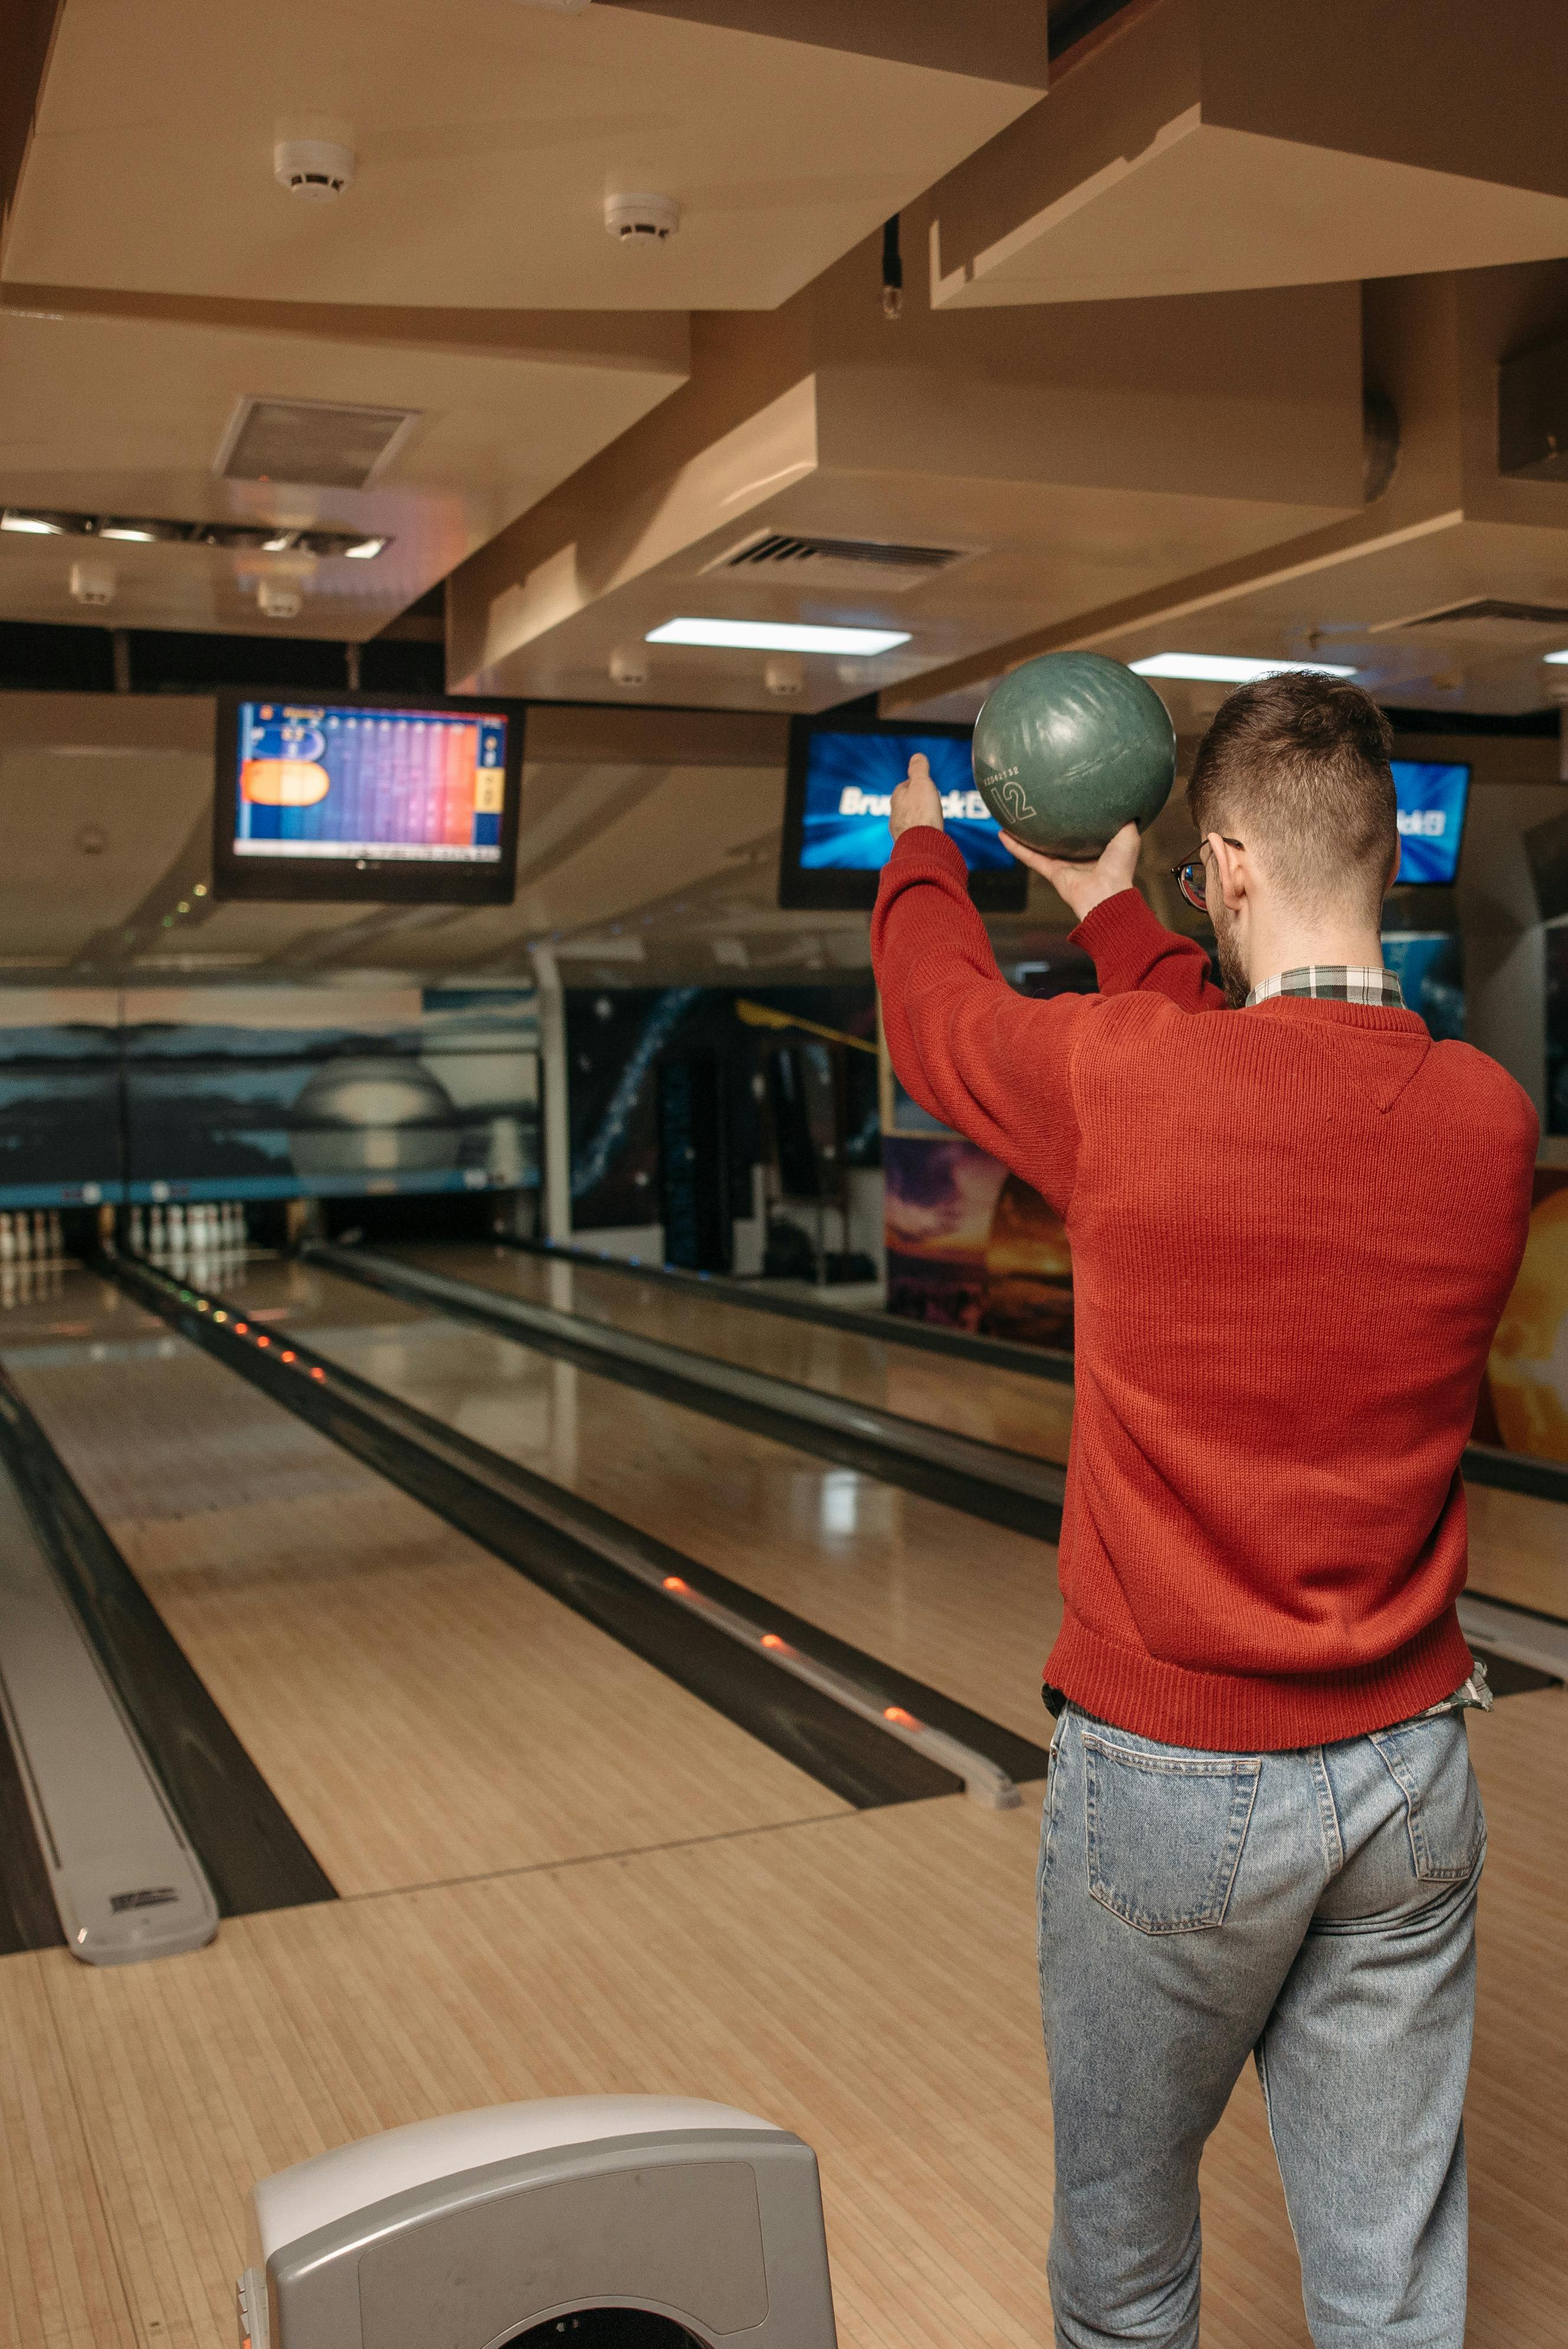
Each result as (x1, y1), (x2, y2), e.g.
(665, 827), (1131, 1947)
(0, 294), (688, 636)
(448, 205), (1367, 710)
(5, 0), (1040, 311)
(930, 0), (1568, 309)
(889, 258), (1568, 723)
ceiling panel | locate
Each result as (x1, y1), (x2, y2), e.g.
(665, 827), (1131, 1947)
(0, 297), (687, 636)
(450, 235), (1365, 710)
(5, 0), (1040, 311)
(929, 0), (1568, 309)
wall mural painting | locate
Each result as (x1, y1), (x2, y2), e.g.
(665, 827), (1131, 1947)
(0, 986), (538, 1209)
(565, 983), (880, 1233)
(883, 1123), (1072, 1349)
(1481, 1167), (1568, 1464)
(0, 992), (122, 1208)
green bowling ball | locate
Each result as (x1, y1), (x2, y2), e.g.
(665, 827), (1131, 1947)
(972, 651), (1176, 861)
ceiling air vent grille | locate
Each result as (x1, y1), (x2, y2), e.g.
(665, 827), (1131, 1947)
(216, 397), (421, 490)
(702, 532), (973, 595)
(1376, 596), (1568, 632)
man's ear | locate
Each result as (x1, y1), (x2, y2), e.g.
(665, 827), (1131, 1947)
(1206, 832), (1248, 914)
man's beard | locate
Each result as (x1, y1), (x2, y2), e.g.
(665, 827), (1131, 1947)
(1211, 905), (1250, 1008)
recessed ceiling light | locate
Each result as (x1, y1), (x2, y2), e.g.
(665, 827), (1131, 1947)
(1130, 652), (1358, 682)
(96, 522), (159, 542)
(1543, 649), (1568, 664)
(646, 617), (909, 655)
(1, 510), (70, 535)
(341, 536), (388, 560)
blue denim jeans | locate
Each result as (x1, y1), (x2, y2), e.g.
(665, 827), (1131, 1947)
(1037, 1705), (1485, 2348)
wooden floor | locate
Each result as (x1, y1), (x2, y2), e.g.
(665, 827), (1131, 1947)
(0, 1685), (1562, 2349)
(402, 1243), (1079, 1467)
(232, 1258), (1065, 1749)
(2, 1278), (850, 1899)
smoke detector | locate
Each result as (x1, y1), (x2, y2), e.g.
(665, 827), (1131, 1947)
(258, 576), (304, 620)
(609, 642), (649, 688)
(274, 138), (355, 200)
(764, 654), (805, 699)
(69, 558), (116, 608)
(605, 191), (680, 243)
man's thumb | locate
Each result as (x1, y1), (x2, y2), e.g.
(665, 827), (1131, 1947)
(906, 752), (931, 785)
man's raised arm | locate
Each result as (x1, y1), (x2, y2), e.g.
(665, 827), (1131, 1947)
(871, 769), (1225, 1213)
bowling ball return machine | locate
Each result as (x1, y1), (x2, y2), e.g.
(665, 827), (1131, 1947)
(238, 2097), (837, 2349)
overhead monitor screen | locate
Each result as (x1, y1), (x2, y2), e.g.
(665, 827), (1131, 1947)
(780, 721), (1027, 911)
(213, 690), (521, 905)
(1391, 759), (1469, 886)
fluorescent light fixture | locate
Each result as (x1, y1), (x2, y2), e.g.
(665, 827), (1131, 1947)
(1543, 649), (1568, 664)
(1130, 652), (1358, 682)
(261, 531), (296, 553)
(96, 522), (158, 542)
(646, 616), (910, 656)
(1, 510), (68, 535)
(342, 535), (388, 559)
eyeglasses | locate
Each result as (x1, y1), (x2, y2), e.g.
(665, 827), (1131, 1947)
(1169, 837), (1244, 911)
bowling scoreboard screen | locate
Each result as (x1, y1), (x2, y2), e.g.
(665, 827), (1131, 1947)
(780, 719), (1027, 911)
(1391, 759), (1469, 886)
(212, 689), (522, 905)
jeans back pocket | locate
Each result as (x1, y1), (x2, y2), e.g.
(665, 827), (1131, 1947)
(1368, 1718), (1486, 1885)
(1084, 1730), (1260, 1935)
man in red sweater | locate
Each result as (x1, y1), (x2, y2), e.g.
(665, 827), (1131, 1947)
(872, 674), (1535, 2349)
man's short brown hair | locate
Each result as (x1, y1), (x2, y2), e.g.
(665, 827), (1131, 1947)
(1187, 671), (1397, 919)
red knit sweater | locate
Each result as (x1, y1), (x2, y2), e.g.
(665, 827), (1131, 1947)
(873, 830), (1537, 1750)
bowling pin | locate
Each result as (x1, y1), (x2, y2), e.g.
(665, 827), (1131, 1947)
(130, 1205), (145, 1253)
(0, 1214), (12, 1264)
(48, 1210), (63, 1257)
(32, 1211), (47, 1258)
(149, 1204), (165, 1256)
(15, 1213), (30, 1262)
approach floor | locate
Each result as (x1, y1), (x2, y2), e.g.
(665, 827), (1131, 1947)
(0, 1269), (851, 1902)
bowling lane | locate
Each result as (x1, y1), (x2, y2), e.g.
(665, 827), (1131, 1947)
(0, 1271), (853, 1899)
(222, 1256), (1064, 1751)
(357, 1246), (1568, 1629)
(389, 1241), (1077, 1467)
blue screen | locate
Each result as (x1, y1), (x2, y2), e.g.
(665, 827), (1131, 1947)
(1392, 760), (1468, 885)
(799, 730), (1013, 873)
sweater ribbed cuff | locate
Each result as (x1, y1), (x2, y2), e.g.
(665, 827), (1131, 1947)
(1069, 887), (1168, 982)
(889, 827), (969, 877)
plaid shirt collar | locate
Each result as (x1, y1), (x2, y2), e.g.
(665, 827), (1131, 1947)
(1246, 964), (1404, 1009)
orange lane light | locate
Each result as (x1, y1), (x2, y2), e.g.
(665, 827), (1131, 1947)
(280, 1350), (296, 1364)
(233, 1321), (249, 1334)
(883, 1705), (923, 1730)
(255, 1334), (271, 1348)
(310, 1366), (326, 1381)
(662, 1575), (689, 1593)
(760, 1633), (789, 1651)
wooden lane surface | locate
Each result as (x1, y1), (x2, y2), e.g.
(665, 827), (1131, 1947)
(1, 1284), (850, 1900)
(388, 1245), (1568, 1627)
(395, 1242), (1078, 1468)
(230, 1259), (1065, 1752)
(1, 1683), (1562, 2349)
